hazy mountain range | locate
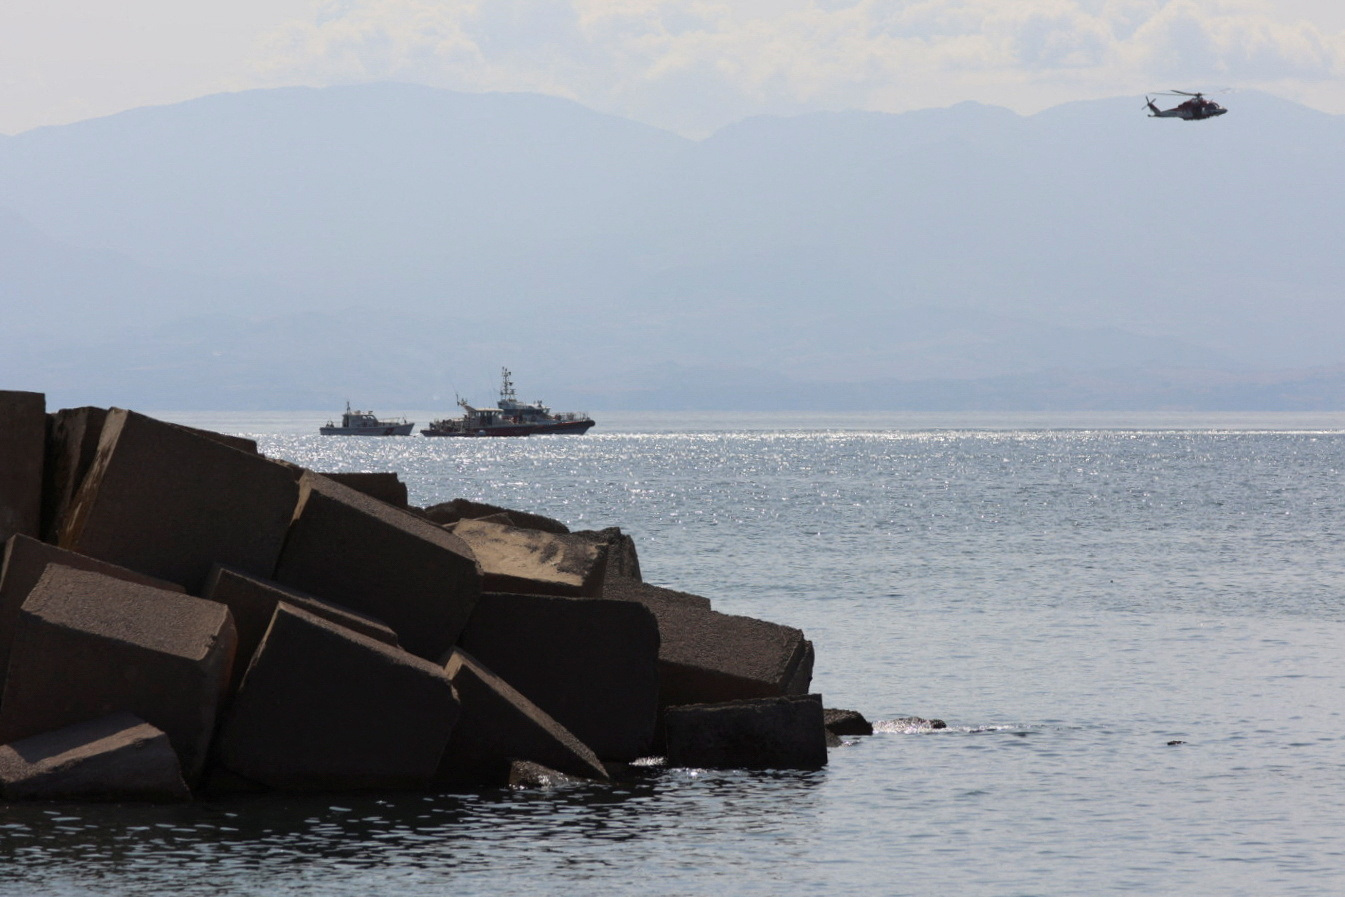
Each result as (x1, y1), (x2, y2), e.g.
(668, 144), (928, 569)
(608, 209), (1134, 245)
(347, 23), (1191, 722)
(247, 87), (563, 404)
(2, 83), (1343, 411)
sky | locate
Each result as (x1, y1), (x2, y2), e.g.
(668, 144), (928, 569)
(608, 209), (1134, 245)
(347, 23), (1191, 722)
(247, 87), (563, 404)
(3, 0), (1345, 137)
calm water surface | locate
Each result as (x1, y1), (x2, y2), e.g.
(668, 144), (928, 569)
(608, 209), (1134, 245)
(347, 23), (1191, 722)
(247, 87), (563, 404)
(3, 413), (1342, 896)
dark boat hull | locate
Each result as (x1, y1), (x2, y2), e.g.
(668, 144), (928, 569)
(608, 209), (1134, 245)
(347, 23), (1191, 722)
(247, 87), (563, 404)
(420, 418), (596, 438)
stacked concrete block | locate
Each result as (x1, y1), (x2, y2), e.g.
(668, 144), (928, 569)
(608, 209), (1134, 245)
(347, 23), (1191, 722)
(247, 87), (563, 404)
(439, 649), (609, 787)
(420, 498), (570, 534)
(449, 518), (609, 598)
(633, 599), (814, 708)
(786, 640), (816, 696)
(0, 534), (186, 699)
(175, 424), (257, 455)
(0, 712), (190, 802)
(0, 391), (45, 544)
(458, 592), (660, 761)
(323, 472), (409, 508)
(275, 472), (481, 661)
(573, 527), (642, 580)
(41, 406), (108, 542)
(202, 565), (399, 693)
(0, 565), (237, 782)
(57, 409), (299, 594)
(469, 513), (512, 525)
(602, 575), (711, 611)
(665, 695), (829, 770)
(0, 396), (838, 798)
(41, 413), (261, 537)
(217, 603), (460, 792)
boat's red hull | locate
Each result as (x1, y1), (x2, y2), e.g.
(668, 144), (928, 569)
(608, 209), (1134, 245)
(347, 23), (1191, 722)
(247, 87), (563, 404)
(420, 418), (596, 437)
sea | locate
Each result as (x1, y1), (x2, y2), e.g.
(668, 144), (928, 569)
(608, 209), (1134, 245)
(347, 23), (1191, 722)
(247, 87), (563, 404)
(3, 411), (1343, 897)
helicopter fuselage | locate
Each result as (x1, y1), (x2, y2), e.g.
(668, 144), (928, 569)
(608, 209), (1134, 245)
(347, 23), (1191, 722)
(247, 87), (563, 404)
(1146, 97), (1227, 120)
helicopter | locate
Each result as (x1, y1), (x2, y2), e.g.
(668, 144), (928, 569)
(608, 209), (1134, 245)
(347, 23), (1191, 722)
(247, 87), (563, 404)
(1145, 90), (1227, 120)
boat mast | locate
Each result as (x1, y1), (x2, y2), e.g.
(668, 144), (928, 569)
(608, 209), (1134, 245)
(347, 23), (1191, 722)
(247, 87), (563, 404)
(500, 367), (516, 404)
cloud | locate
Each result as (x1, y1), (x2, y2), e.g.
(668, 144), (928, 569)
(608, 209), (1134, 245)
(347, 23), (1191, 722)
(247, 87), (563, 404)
(1125, 0), (1340, 78)
(250, 0), (1345, 132)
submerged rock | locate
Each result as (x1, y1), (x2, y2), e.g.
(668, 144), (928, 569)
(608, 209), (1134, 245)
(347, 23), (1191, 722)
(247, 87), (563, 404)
(664, 694), (829, 771)
(507, 760), (603, 790)
(877, 717), (948, 732)
(823, 708), (874, 736)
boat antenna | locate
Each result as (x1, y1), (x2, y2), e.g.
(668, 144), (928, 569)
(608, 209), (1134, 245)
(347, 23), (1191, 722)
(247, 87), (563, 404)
(500, 367), (516, 402)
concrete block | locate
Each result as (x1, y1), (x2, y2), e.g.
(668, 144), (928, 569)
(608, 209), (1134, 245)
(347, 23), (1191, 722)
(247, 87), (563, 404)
(458, 592), (659, 761)
(42, 406), (108, 543)
(0, 534), (186, 702)
(665, 694), (828, 770)
(0, 565), (237, 782)
(322, 472), (408, 508)
(57, 408), (299, 594)
(602, 575), (711, 611)
(640, 601), (813, 708)
(449, 518), (608, 598)
(176, 424), (257, 455)
(438, 649), (608, 788)
(786, 640), (815, 696)
(275, 472), (481, 661)
(573, 527), (642, 581)
(40, 414), (251, 537)
(420, 499), (569, 534)
(470, 513), (512, 525)
(0, 712), (189, 802)
(0, 391), (45, 544)
(203, 564), (399, 694)
(218, 603), (460, 792)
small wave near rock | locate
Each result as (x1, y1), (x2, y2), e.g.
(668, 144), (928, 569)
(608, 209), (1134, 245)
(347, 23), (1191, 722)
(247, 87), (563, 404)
(873, 717), (948, 734)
